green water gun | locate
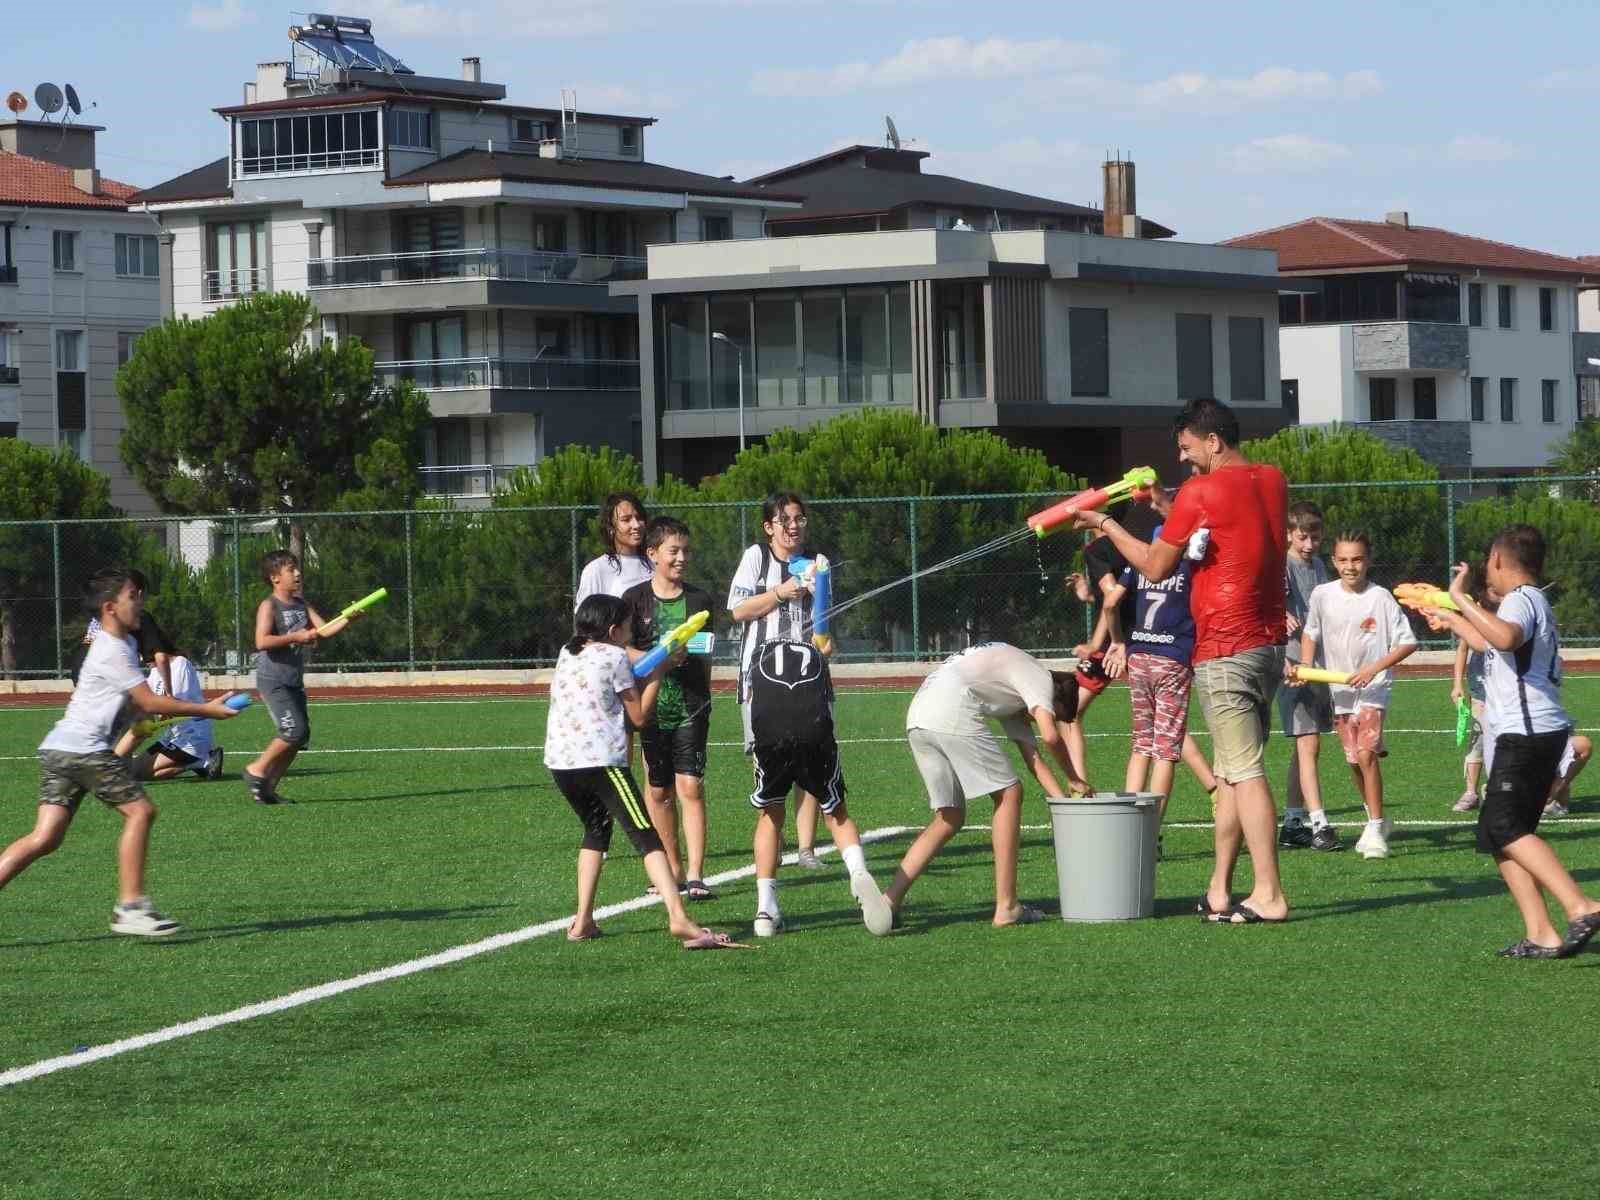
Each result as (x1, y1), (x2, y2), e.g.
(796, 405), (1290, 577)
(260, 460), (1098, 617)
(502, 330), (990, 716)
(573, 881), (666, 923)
(1455, 696), (1472, 748)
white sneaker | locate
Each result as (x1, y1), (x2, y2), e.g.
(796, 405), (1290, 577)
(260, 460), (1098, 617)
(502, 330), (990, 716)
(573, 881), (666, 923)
(1543, 798), (1570, 819)
(753, 911), (784, 938)
(851, 872), (894, 937)
(110, 901), (182, 937)
(1358, 824), (1390, 860)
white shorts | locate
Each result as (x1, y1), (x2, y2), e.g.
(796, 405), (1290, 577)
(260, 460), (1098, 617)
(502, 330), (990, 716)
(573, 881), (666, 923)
(907, 727), (1018, 811)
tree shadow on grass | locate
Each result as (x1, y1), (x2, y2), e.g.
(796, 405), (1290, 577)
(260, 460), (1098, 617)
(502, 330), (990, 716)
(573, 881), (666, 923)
(300, 783), (527, 804)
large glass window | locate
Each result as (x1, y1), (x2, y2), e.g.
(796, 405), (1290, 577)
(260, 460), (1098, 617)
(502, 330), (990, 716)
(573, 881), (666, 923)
(708, 297), (750, 410)
(1369, 378), (1396, 421)
(1069, 307), (1109, 397)
(115, 234), (159, 278)
(206, 220), (270, 300)
(1279, 294), (1302, 325)
(888, 284), (913, 403)
(803, 292), (843, 405)
(1413, 377), (1437, 420)
(663, 298), (709, 411)
(1500, 377), (1517, 421)
(1302, 273), (1399, 323)
(55, 330), (87, 458)
(238, 109), (381, 174)
(936, 282), (985, 400)
(1470, 377), (1487, 422)
(1229, 316), (1265, 403)
(844, 287), (892, 404)
(389, 110), (432, 150)
(754, 295), (799, 407)
(1468, 283), (1484, 327)
(1404, 273), (1460, 323)
(1175, 313), (1212, 399)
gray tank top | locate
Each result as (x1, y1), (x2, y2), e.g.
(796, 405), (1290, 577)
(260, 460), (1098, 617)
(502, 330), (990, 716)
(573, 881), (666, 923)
(255, 595), (310, 685)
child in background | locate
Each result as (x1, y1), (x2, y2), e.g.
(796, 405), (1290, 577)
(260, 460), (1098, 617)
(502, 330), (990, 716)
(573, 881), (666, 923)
(1544, 735), (1592, 819)
(1422, 527), (1600, 958)
(546, 594), (734, 949)
(621, 517), (716, 899)
(114, 614), (225, 782)
(0, 567), (241, 936)
(1451, 565), (1490, 813)
(1278, 502), (1340, 851)
(574, 492), (653, 608)
(1298, 531), (1418, 860)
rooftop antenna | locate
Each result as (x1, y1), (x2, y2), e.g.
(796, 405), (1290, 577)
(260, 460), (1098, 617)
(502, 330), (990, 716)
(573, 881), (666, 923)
(885, 114), (902, 150)
(63, 84), (81, 116)
(5, 91), (27, 115)
(34, 82), (64, 121)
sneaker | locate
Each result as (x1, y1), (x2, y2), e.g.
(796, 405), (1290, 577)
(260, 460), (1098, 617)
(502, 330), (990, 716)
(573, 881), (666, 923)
(851, 872), (894, 937)
(243, 769), (276, 805)
(1543, 798), (1570, 819)
(1453, 791), (1480, 814)
(1357, 824), (1390, 860)
(204, 747), (225, 782)
(1278, 820), (1313, 849)
(795, 847), (825, 870)
(753, 911), (784, 938)
(110, 901), (182, 938)
(1310, 825), (1344, 852)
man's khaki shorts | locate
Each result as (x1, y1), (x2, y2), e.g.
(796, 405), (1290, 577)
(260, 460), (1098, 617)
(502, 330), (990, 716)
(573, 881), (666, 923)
(1193, 645), (1284, 785)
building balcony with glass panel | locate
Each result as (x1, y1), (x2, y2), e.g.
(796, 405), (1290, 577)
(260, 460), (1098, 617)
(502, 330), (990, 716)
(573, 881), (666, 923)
(374, 356), (640, 393)
(306, 248), (644, 316)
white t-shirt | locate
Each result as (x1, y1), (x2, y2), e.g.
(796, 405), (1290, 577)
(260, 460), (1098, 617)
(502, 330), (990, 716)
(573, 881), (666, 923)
(39, 630), (147, 755)
(574, 554), (653, 610)
(153, 657), (212, 760)
(543, 642), (636, 770)
(727, 543), (809, 702)
(1482, 585), (1569, 740)
(906, 643), (1053, 743)
(1302, 580), (1416, 713)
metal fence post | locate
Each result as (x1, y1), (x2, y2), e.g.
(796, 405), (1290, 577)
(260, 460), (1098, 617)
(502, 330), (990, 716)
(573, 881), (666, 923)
(405, 511), (416, 672)
(1445, 482), (1457, 573)
(232, 517), (243, 677)
(51, 523), (62, 678)
(569, 508), (579, 599)
(908, 498), (920, 660)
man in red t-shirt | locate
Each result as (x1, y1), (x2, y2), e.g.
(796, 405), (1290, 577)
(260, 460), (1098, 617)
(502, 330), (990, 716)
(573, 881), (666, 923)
(1064, 399), (1290, 924)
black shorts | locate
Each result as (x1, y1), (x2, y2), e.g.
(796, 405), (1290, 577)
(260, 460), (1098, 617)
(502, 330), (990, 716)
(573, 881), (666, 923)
(640, 715), (710, 788)
(149, 745), (200, 767)
(550, 766), (664, 857)
(750, 738), (846, 814)
(260, 679), (311, 748)
(1478, 729), (1570, 855)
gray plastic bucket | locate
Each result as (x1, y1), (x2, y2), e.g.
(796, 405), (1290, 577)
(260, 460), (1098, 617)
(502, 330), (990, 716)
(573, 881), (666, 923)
(1045, 791), (1160, 921)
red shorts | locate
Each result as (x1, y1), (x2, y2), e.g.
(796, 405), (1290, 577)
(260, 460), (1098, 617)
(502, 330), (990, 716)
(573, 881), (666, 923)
(1126, 652), (1193, 763)
(1334, 706), (1387, 764)
(1076, 651), (1111, 697)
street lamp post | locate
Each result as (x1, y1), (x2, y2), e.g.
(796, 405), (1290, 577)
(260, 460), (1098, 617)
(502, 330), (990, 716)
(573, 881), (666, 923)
(711, 331), (745, 453)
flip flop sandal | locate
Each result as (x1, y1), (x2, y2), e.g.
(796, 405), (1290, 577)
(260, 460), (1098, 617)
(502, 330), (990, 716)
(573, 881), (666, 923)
(1196, 896), (1230, 919)
(1557, 911), (1600, 958)
(1497, 937), (1560, 959)
(1208, 902), (1288, 925)
(684, 880), (717, 900)
(997, 905), (1045, 927)
(566, 924), (602, 943)
(682, 930), (754, 950)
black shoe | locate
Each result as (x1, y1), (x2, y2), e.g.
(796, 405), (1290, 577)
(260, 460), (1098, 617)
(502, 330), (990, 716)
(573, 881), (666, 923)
(244, 769), (277, 805)
(1279, 821), (1314, 849)
(204, 747), (225, 782)
(1310, 825), (1344, 852)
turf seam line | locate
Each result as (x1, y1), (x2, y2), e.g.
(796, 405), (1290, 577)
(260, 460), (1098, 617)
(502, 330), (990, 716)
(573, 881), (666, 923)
(0, 824), (914, 1093)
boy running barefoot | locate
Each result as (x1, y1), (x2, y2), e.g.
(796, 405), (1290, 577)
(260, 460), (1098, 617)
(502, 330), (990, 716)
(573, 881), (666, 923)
(1297, 532), (1418, 860)
(621, 517), (716, 898)
(889, 643), (1088, 929)
(0, 567), (242, 936)
(1277, 503), (1341, 851)
(1422, 528), (1600, 958)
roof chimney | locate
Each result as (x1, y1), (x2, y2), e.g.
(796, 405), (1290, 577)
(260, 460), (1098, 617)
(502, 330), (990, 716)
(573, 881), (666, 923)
(462, 57), (482, 83)
(1103, 158), (1138, 238)
(1386, 210), (1411, 229)
(255, 62), (289, 103)
(72, 168), (100, 197)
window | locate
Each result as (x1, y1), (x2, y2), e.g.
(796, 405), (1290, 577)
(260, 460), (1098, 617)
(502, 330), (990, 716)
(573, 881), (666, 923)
(844, 287), (893, 404)
(1229, 316), (1265, 403)
(1175, 314), (1212, 399)
(1497, 285), (1515, 329)
(804, 292), (844, 404)
(1368, 377), (1396, 421)
(514, 117), (554, 143)
(405, 209), (464, 254)
(205, 220), (270, 300)
(1539, 287), (1555, 331)
(1412, 377), (1437, 420)
(619, 125), (639, 152)
(117, 332), (140, 368)
(237, 109), (381, 175)
(1499, 377), (1517, 422)
(115, 234), (160, 278)
(1403, 273), (1460, 323)
(55, 329), (87, 458)
(1068, 307), (1109, 397)
(1470, 377), (1487, 422)
(531, 214), (566, 252)
(52, 231), (77, 272)
(1542, 379), (1558, 423)
(1302, 273), (1398, 323)
(936, 281), (985, 399)
(701, 213), (732, 242)
(708, 296), (751, 408)
(1583, 376), (1600, 421)
(1467, 282), (1483, 327)
(1, 220), (14, 283)
(1278, 294), (1302, 325)
(754, 294), (799, 407)
(388, 109), (432, 150)
(1281, 379), (1299, 423)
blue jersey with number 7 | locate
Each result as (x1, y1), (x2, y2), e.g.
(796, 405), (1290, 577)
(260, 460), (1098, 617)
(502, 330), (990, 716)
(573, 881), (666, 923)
(1118, 524), (1197, 666)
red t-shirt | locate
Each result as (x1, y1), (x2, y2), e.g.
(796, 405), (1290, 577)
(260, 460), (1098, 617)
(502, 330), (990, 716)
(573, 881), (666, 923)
(1158, 463), (1288, 663)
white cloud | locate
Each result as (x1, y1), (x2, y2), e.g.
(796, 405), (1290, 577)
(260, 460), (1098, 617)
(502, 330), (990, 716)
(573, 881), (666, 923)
(1530, 65), (1600, 92)
(751, 36), (1115, 97)
(566, 84), (684, 115)
(1008, 66), (1382, 118)
(1222, 134), (1352, 174)
(364, 0), (898, 40)
(187, 0), (250, 32)
(1442, 134), (1527, 164)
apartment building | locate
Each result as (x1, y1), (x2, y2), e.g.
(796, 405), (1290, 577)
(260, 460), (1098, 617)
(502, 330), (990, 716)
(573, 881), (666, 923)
(1227, 214), (1598, 472)
(614, 161), (1288, 484)
(1, 119), (162, 511)
(1576, 254), (1600, 419)
(132, 15), (799, 497)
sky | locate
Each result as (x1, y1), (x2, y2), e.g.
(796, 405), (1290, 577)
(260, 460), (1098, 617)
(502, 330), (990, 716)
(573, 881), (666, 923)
(5, 0), (1599, 254)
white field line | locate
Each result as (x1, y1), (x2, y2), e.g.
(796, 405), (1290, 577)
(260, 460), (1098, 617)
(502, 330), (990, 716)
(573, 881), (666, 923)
(0, 825), (916, 1092)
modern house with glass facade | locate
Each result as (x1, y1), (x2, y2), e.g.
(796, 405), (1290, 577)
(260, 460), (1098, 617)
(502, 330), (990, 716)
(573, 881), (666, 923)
(613, 227), (1289, 484)
(1227, 214), (1598, 472)
(131, 16), (800, 497)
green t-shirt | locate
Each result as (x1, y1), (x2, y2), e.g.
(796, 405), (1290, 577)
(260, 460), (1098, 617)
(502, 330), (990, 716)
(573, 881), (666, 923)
(652, 591), (688, 729)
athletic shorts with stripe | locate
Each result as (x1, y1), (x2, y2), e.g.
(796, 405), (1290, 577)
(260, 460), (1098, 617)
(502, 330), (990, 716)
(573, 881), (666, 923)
(750, 737), (846, 814)
(1126, 652), (1193, 763)
(550, 766), (664, 856)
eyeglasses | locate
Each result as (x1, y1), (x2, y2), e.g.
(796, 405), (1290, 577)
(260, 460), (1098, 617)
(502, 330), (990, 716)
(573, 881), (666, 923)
(771, 514), (808, 528)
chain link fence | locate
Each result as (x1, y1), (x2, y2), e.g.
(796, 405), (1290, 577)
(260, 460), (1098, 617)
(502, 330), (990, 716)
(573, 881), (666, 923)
(3, 476), (1597, 678)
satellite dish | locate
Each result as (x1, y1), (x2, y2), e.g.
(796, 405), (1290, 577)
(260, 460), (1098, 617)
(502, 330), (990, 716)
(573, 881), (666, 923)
(885, 115), (902, 151)
(64, 84), (81, 116)
(34, 82), (63, 114)
(5, 91), (26, 115)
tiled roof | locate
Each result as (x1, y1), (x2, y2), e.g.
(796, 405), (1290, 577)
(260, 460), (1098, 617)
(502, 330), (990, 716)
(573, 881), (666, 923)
(130, 157), (231, 205)
(1225, 217), (1593, 278)
(388, 148), (802, 203)
(0, 150), (138, 210)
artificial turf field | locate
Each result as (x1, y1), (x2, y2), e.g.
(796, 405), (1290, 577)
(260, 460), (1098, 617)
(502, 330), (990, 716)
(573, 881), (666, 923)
(1, 675), (1598, 1200)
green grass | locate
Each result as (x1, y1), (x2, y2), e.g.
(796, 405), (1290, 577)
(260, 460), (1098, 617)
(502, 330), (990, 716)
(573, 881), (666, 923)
(2, 677), (1598, 1200)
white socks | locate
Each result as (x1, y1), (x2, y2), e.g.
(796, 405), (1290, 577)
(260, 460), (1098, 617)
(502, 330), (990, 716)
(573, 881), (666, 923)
(1309, 810), (1330, 832)
(756, 877), (779, 916)
(841, 843), (868, 879)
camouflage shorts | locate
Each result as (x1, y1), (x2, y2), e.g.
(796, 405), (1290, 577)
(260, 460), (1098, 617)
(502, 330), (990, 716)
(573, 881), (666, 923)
(38, 750), (147, 816)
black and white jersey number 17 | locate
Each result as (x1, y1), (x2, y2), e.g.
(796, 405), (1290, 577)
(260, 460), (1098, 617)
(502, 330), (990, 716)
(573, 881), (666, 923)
(757, 639), (823, 689)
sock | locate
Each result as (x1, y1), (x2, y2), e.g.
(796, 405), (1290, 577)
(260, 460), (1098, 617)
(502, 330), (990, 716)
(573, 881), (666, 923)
(1367, 816), (1385, 830)
(840, 843), (868, 879)
(1309, 810), (1330, 832)
(1284, 806), (1308, 825)
(756, 877), (779, 916)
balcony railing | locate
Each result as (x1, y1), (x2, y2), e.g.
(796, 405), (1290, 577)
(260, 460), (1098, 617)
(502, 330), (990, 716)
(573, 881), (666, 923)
(204, 268), (272, 302)
(374, 357), (641, 392)
(419, 463), (531, 497)
(307, 248), (647, 289)
(0, 265), (17, 285)
(0, 365), (19, 386)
